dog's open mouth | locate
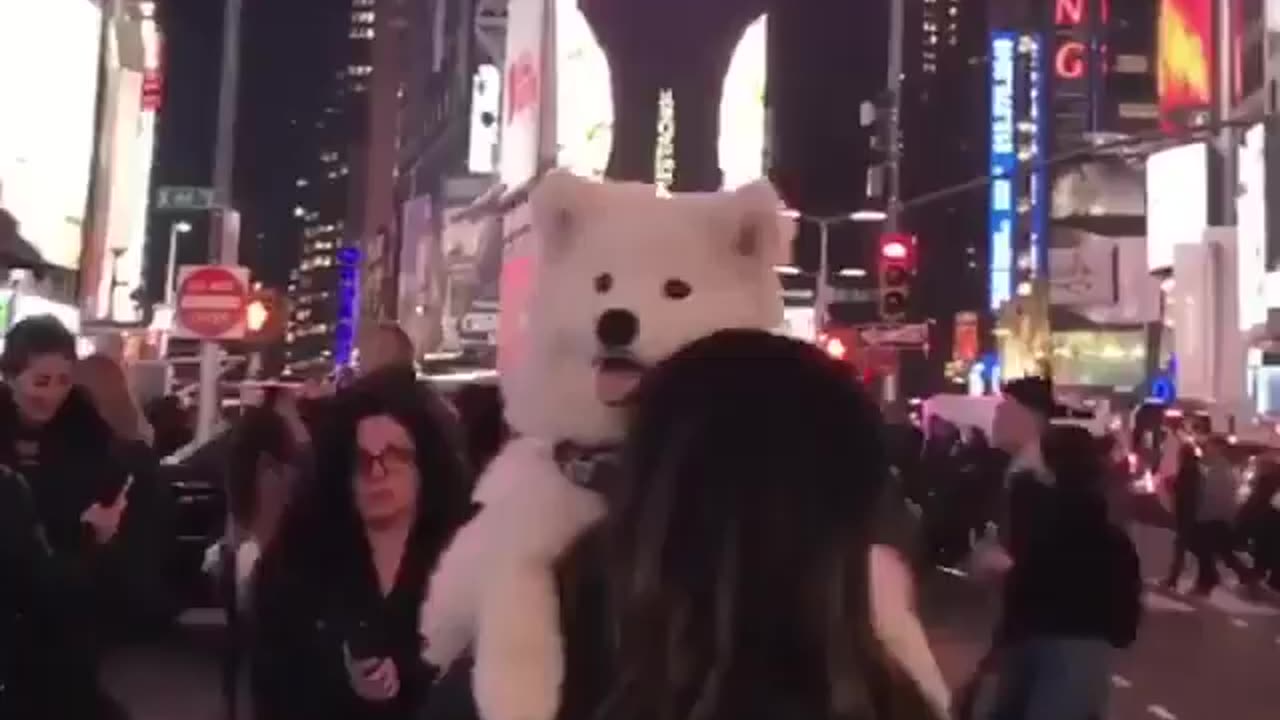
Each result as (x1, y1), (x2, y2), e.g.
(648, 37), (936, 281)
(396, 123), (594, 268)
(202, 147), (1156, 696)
(594, 352), (646, 406)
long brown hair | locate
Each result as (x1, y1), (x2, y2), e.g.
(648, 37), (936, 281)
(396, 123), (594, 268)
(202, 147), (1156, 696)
(75, 354), (145, 442)
(604, 330), (940, 720)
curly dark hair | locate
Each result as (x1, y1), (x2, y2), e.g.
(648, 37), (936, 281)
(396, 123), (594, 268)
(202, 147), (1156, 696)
(262, 368), (473, 583)
(603, 329), (940, 720)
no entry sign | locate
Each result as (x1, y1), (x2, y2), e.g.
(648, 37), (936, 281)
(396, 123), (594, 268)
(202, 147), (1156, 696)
(174, 265), (250, 340)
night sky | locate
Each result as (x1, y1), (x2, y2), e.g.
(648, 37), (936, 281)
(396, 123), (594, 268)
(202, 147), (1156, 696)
(145, 0), (344, 300)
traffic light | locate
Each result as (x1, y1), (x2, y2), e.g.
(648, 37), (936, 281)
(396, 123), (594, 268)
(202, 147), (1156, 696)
(877, 232), (915, 321)
(243, 289), (288, 345)
(818, 332), (848, 361)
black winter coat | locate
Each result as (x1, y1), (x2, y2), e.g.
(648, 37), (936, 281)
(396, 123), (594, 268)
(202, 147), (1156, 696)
(0, 387), (168, 719)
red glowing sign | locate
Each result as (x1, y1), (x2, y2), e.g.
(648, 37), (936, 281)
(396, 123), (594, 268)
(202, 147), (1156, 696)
(1157, 0), (1213, 130)
(497, 249), (534, 376)
(1052, 0), (1111, 82)
(505, 51), (539, 124)
(1054, 0), (1109, 27)
(142, 69), (164, 112)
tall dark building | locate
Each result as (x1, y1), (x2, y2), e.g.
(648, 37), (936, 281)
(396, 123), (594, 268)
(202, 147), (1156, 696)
(900, 0), (990, 385)
(282, 0), (382, 375)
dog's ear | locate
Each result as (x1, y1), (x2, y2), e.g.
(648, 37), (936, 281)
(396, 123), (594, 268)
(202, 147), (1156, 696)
(531, 169), (592, 263)
(726, 180), (790, 267)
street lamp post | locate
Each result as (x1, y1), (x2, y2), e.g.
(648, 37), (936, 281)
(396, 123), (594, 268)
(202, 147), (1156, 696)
(165, 220), (193, 306)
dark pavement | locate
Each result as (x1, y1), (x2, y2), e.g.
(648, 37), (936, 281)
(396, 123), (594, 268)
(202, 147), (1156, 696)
(922, 523), (1280, 720)
(104, 522), (1280, 720)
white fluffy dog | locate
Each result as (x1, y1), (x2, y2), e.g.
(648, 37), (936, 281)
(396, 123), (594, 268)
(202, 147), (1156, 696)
(421, 170), (948, 720)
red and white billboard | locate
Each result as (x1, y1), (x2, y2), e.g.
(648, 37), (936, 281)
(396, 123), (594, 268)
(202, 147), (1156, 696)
(1157, 0), (1213, 131)
(499, 0), (549, 186)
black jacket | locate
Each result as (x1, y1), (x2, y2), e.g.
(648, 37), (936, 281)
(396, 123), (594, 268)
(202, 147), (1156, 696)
(250, 526), (440, 720)
(997, 476), (1142, 649)
(0, 387), (156, 718)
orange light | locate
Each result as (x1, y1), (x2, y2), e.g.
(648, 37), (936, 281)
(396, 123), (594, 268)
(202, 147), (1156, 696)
(246, 300), (269, 332)
(1158, 0), (1212, 116)
(825, 336), (848, 360)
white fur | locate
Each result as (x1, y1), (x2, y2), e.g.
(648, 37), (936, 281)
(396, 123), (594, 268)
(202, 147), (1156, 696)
(421, 172), (945, 720)
(503, 170), (789, 445)
(421, 437), (605, 669)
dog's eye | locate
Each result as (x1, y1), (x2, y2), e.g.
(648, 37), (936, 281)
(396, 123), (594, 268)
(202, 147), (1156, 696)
(663, 279), (692, 300)
(594, 273), (613, 294)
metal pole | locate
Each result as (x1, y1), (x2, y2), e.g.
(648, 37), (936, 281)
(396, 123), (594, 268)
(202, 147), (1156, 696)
(815, 220), (830, 331)
(164, 223), (181, 306)
(884, 0), (904, 234)
(1212, 0), (1237, 227)
(197, 0), (244, 444)
(882, 0), (904, 405)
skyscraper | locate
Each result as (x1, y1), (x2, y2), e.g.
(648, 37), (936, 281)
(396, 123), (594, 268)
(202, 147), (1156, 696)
(900, 0), (991, 383)
(283, 0), (389, 375)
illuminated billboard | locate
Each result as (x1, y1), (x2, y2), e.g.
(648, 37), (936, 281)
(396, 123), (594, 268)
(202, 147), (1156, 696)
(988, 32), (1018, 311)
(1237, 123), (1266, 331)
(1050, 0), (1108, 144)
(0, 0), (103, 269)
(550, 0), (767, 188)
(1157, 0), (1212, 131)
(1145, 142), (1207, 271)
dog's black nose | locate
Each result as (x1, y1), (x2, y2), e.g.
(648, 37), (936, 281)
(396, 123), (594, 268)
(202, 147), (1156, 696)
(596, 309), (639, 349)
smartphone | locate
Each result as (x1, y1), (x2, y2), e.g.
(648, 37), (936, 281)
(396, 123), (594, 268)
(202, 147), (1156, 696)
(345, 619), (383, 662)
(98, 473), (135, 506)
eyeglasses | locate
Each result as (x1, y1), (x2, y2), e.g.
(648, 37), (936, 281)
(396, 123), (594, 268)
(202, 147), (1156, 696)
(355, 444), (415, 476)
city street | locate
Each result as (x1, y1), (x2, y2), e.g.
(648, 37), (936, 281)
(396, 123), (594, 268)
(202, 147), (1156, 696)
(924, 524), (1280, 720)
(104, 525), (1280, 720)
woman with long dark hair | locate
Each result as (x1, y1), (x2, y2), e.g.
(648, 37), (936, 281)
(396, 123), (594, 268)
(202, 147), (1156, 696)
(599, 329), (943, 720)
(0, 318), (140, 718)
(251, 369), (472, 720)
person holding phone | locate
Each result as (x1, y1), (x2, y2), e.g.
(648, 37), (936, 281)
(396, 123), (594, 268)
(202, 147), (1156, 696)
(0, 317), (137, 719)
(75, 353), (179, 637)
(251, 367), (472, 720)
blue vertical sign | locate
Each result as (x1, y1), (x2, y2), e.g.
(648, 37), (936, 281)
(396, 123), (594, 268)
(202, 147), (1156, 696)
(335, 246), (361, 366)
(988, 32), (1017, 311)
(1026, 34), (1049, 275)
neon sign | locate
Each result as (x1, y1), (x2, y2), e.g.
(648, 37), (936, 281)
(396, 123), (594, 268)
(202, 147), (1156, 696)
(1157, 0), (1212, 130)
(1025, 35), (1047, 275)
(334, 246), (360, 366)
(1052, 0), (1109, 82)
(989, 32), (1017, 311)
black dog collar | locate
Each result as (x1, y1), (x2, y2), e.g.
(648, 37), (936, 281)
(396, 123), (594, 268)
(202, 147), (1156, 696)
(553, 442), (620, 493)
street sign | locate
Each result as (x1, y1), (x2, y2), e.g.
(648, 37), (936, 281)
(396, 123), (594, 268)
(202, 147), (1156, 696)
(857, 322), (929, 347)
(156, 186), (217, 211)
(174, 265), (250, 340)
(830, 287), (875, 303)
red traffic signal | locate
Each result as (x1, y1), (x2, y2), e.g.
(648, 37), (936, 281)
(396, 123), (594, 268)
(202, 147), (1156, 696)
(881, 238), (910, 261)
(877, 233), (916, 321)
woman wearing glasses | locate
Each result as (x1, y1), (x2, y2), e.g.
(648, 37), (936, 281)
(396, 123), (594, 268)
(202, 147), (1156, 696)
(251, 369), (472, 720)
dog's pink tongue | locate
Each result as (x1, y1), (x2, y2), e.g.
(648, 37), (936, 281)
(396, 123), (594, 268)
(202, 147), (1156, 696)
(596, 368), (643, 405)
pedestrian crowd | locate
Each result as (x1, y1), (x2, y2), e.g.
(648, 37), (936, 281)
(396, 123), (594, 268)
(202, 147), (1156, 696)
(5, 315), (1278, 720)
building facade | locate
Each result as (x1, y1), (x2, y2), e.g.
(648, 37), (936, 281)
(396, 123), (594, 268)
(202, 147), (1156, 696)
(900, 0), (991, 385)
(283, 0), (386, 375)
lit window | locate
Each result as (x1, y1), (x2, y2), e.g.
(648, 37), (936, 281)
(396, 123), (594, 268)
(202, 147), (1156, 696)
(352, 11), (375, 23)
